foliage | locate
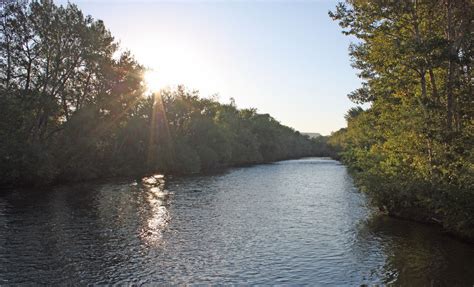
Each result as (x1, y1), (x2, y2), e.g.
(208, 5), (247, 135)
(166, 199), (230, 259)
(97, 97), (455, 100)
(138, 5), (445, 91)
(329, 0), (474, 239)
(0, 0), (325, 186)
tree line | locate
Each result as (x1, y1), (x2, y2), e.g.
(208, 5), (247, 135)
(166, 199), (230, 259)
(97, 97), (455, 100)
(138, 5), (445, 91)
(0, 0), (326, 186)
(329, 0), (473, 240)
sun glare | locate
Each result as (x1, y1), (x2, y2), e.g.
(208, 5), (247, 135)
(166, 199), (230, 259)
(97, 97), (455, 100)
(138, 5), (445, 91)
(144, 70), (163, 93)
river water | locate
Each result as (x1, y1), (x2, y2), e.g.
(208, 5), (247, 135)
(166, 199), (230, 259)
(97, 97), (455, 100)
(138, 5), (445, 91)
(0, 158), (473, 285)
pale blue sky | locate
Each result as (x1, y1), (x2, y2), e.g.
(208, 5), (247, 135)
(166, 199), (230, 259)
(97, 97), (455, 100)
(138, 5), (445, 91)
(59, 0), (360, 135)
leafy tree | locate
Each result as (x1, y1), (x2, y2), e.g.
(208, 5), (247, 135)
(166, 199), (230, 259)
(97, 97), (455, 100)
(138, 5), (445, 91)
(0, 0), (328, 185)
(329, 0), (474, 240)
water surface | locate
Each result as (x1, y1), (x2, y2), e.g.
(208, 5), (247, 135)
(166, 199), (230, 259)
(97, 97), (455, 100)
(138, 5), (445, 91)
(1, 158), (473, 285)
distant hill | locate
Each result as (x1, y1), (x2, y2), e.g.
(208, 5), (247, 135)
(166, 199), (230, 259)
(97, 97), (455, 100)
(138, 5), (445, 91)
(302, 132), (322, 139)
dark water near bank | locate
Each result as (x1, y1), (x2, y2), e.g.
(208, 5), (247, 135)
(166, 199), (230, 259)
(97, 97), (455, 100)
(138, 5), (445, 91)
(0, 158), (473, 285)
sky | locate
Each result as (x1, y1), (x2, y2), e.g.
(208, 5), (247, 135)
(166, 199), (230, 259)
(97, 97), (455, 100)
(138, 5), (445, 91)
(58, 0), (361, 135)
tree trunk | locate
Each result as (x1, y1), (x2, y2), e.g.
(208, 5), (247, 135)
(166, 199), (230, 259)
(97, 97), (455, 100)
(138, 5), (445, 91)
(445, 0), (454, 131)
(428, 68), (438, 103)
(420, 70), (427, 100)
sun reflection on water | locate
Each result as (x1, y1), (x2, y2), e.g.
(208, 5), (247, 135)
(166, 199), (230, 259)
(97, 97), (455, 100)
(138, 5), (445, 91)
(139, 174), (171, 246)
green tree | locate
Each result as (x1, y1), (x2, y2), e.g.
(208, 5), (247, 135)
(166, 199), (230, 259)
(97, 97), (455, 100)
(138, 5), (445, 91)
(329, 0), (474, 240)
(0, 0), (328, 186)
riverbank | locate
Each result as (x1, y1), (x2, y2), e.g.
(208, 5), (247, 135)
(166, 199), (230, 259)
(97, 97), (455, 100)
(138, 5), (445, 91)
(346, 167), (474, 244)
(1, 153), (324, 189)
(385, 209), (474, 244)
(327, 0), (473, 249)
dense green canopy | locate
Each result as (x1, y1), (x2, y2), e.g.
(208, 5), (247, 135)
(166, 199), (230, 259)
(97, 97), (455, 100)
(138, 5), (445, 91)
(329, 0), (473, 239)
(0, 0), (326, 186)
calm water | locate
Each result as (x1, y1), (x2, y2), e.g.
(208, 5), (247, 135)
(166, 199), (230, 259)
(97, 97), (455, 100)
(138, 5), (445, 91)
(1, 158), (473, 285)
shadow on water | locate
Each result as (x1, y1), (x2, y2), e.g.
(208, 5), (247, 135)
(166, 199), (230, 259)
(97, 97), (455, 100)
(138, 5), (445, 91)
(357, 215), (474, 286)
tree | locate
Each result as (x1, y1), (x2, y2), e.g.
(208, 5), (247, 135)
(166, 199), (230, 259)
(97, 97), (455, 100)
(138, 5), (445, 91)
(0, 0), (327, 186)
(329, 0), (474, 240)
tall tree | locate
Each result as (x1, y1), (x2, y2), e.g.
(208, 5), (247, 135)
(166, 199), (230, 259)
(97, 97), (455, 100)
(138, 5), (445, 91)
(329, 0), (474, 240)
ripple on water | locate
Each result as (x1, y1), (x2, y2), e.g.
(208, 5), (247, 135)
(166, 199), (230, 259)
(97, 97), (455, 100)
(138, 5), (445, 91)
(0, 158), (473, 285)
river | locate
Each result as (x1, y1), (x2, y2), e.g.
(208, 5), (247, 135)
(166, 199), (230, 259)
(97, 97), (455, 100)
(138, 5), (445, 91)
(0, 158), (473, 285)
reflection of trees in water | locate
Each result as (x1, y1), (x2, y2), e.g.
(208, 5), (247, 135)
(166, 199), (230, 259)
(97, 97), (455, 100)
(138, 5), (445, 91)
(356, 215), (474, 286)
(138, 175), (172, 246)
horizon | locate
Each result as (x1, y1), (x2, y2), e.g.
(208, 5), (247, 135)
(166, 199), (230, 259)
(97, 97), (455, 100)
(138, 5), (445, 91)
(57, 0), (361, 135)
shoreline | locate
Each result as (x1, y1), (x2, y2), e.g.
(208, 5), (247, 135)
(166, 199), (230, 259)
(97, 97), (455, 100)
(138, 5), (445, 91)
(4, 156), (472, 245)
(0, 154), (327, 190)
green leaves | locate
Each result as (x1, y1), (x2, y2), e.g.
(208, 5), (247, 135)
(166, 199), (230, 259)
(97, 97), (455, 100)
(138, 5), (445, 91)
(330, 0), (474, 240)
(0, 0), (323, 185)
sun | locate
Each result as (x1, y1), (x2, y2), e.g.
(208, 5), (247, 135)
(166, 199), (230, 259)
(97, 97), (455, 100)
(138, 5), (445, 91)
(144, 70), (163, 93)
